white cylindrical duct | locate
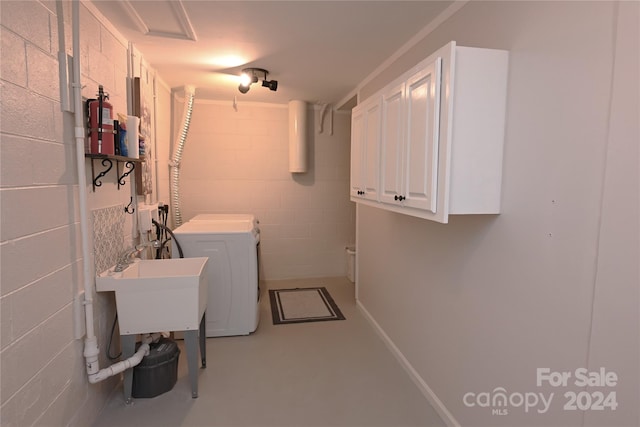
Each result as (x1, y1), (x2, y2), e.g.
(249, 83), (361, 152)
(288, 100), (308, 173)
(169, 86), (196, 228)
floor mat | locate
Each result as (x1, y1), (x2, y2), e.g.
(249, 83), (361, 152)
(269, 287), (345, 325)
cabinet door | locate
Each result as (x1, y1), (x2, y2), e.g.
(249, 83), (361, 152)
(362, 99), (381, 201)
(350, 97), (380, 201)
(404, 57), (442, 213)
(350, 106), (365, 198)
(380, 82), (404, 205)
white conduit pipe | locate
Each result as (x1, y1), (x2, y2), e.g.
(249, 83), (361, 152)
(69, 0), (99, 375)
(69, 0), (158, 382)
(169, 86), (196, 227)
(153, 76), (160, 202)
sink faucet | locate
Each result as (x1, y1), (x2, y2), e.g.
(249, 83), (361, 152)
(114, 240), (161, 272)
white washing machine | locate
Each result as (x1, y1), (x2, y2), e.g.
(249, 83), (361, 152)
(172, 215), (260, 337)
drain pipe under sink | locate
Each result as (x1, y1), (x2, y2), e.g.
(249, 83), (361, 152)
(87, 333), (162, 383)
(67, 0), (157, 384)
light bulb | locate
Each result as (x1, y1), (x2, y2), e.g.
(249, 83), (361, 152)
(239, 72), (252, 88)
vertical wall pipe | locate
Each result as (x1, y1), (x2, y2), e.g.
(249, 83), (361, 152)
(289, 100), (308, 173)
(68, 0), (159, 383)
(69, 0), (99, 375)
(169, 86), (195, 227)
(153, 76), (160, 202)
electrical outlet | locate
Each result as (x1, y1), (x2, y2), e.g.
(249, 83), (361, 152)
(138, 204), (157, 234)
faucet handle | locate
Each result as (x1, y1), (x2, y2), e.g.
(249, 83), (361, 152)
(113, 246), (141, 272)
(118, 246), (138, 261)
(119, 240), (159, 264)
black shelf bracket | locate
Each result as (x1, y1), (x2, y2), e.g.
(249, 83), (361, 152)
(90, 157), (113, 191)
(117, 161), (136, 189)
(85, 154), (143, 192)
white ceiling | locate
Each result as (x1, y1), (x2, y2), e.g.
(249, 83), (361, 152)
(91, 0), (453, 106)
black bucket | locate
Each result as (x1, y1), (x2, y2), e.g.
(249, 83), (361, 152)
(132, 337), (180, 398)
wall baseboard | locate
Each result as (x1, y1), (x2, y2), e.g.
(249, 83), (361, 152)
(356, 300), (460, 427)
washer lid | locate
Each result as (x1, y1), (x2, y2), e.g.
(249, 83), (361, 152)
(173, 220), (254, 234)
(189, 213), (255, 223)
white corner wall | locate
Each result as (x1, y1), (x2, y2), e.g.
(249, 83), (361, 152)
(178, 101), (355, 279)
(583, 1), (639, 425)
(356, 2), (638, 426)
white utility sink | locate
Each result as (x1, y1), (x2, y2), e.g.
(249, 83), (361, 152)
(96, 258), (208, 335)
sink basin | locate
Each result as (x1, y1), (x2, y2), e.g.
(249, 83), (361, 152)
(96, 258), (208, 335)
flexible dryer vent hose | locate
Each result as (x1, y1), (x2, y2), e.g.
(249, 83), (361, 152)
(169, 86), (195, 228)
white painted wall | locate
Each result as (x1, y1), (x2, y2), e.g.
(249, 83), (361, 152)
(178, 100), (355, 279)
(356, 1), (638, 426)
(0, 1), (171, 425)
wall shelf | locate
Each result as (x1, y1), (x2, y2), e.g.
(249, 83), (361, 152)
(85, 154), (144, 192)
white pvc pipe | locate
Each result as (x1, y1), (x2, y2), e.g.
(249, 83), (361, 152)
(68, 0), (100, 375)
(55, 1), (71, 112)
(88, 333), (161, 384)
(153, 76), (160, 202)
(69, 0), (155, 383)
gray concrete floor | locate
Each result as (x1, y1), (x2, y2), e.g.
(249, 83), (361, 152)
(93, 277), (445, 427)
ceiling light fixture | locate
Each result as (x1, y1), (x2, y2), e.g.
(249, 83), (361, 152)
(238, 68), (278, 94)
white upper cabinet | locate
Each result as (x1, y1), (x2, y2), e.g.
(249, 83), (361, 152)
(350, 41), (509, 223)
(381, 57), (442, 213)
(404, 59), (441, 213)
(350, 95), (381, 202)
(380, 81), (405, 205)
(350, 106), (365, 197)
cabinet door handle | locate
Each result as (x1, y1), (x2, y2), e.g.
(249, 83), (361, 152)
(395, 195), (405, 201)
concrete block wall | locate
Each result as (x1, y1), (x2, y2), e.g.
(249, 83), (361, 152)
(179, 101), (355, 279)
(1, 1), (351, 424)
(1, 1), (139, 425)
